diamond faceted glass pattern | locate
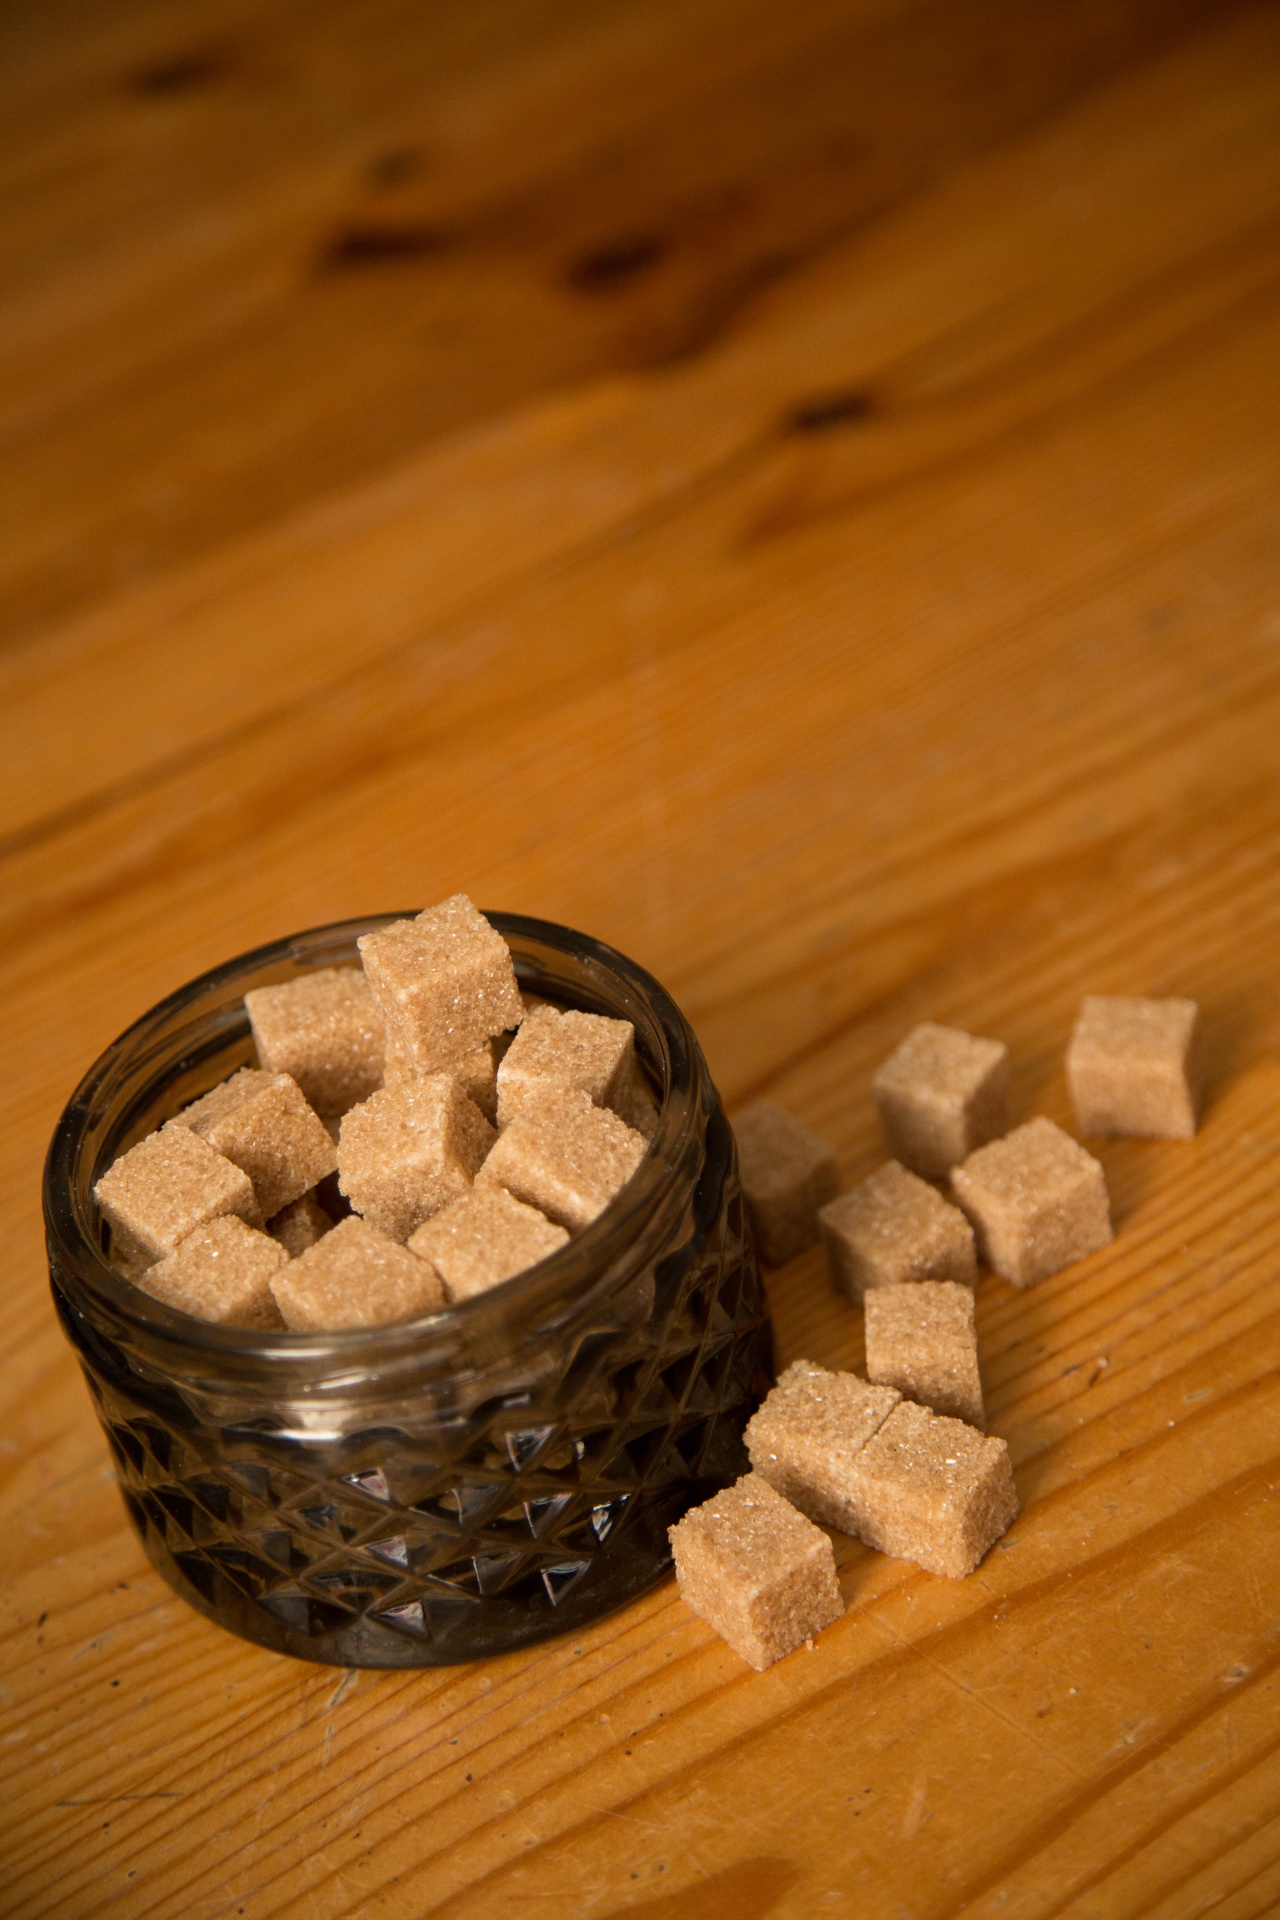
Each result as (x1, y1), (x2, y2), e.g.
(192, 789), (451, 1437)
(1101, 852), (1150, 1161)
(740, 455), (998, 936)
(367, 1534), (410, 1568)
(505, 1424), (560, 1470)
(542, 1561), (592, 1605)
(242, 1525), (315, 1575)
(106, 1424), (145, 1476)
(288, 1496), (388, 1547)
(307, 1566), (405, 1610)
(524, 1492), (574, 1537)
(473, 1549), (535, 1596)
(203, 1541), (284, 1598)
(591, 1499), (622, 1540)
(343, 1467), (392, 1502)
(425, 1483), (502, 1527)
(568, 1432), (641, 1492)
(377, 1600), (427, 1636)
(424, 1555), (484, 1597)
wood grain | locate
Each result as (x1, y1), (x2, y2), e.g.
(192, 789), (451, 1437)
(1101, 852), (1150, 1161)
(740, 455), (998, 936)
(4, 2), (1280, 1914)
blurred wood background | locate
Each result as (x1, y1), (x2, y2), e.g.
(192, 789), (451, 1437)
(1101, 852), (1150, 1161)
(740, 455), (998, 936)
(5, 1), (1280, 1914)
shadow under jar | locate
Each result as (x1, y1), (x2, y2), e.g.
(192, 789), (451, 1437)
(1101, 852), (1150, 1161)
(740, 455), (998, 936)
(45, 913), (771, 1668)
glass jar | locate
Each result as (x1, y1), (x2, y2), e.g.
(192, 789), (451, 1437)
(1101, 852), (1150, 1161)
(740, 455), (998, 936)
(45, 913), (771, 1668)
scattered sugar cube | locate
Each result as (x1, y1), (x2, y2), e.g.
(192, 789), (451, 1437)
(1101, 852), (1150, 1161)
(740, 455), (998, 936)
(844, 1399), (1018, 1577)
(1066, 994), (1202, 1139)
(745, 1358), (901, 1531)
(337, 1077), (495, 1242)
(818, 1160), (976, 1302)
(407, 1187), (569, 1300)
(266, 1189), (333, 1258)
(244, 967), (385, 1119)
(95, 1126), (259, 1267)
(495, 1004), (636, 1126)
(271, 1216), (447, 1330)
(668, 1472), (844, 1671)
(864, 1281), (984, 1428)
(167, 1068), (337, 1220)
(476, 1086), (647, 1232)
(734, 1101), (840, 1266)
(951, 1116), (1112, 1288)
(137, 1216), (287, 1329)
(358, 895), (522, 1077)
(873, 1022), (1009, 1178)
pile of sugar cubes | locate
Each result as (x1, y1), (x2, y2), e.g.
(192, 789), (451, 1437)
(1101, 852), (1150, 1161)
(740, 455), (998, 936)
(94, 897), (659, 1331)
(671, 995), (1203, 1670)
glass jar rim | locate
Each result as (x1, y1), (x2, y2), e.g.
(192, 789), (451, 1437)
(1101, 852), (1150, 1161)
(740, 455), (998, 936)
(44, 911), (702, 1366)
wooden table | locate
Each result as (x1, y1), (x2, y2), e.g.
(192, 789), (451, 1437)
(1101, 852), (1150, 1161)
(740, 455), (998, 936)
(6, 3), (1280, 1913)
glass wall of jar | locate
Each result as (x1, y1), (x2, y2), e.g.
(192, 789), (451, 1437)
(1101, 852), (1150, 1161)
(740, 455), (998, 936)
(45, 914), (771, 1666)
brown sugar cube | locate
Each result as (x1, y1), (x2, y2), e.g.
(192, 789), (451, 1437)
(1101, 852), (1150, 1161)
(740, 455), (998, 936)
(337, 1077), (495, 1242)
(818, 1161), (977, 1303)
(385, 1025), (499, 1120)
(845, 1399), (1018, 1577)
(668, 1472), (844, 1671)
(1066, 995), (1203, 1139)
(864, 1282), (985, 1428)
(167, 1068), (337, 1221)
(95, 1126), (258, 1267)
(491, 990), (553, 1061)
(733, 1101), (840, 1266)
(873, 1022), (1010, 1178)
(951, 1116), (1112, 1288)
(745, 1358), (901, 1531)
(407, 1188), (569, 1300)
(358, 894), (522, 1077)
(495, 1004), (636, 1127)
(476, 1086), (647, 1233)
(244, 967), (385, 1120)
(266, 1189), (333, 1258)
(271, 1216), (447, 1331)
(137, 1216), (287, 1329)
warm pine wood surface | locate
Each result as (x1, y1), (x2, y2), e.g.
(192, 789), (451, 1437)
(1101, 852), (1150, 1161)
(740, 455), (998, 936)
(5, 3), (1280, 1914)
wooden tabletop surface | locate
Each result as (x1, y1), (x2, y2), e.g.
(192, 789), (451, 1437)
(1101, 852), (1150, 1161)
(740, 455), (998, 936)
(6, 3), (1280, 1914)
